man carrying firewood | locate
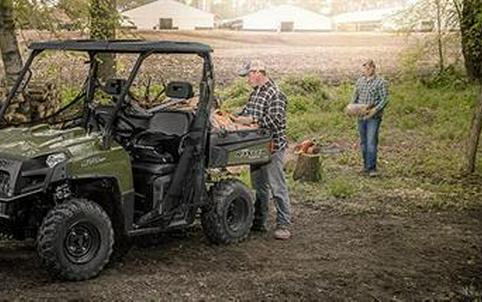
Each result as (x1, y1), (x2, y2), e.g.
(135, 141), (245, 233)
(233, 59), (292, 240)
(351, 59), (389, 177)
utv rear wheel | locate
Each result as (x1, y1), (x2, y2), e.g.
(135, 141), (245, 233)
(37, 199), (114, 281)
(201, 179), (254, 244)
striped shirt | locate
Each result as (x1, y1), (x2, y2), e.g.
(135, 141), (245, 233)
(241, 79), (287, 151)
(352, 75), (389, 117)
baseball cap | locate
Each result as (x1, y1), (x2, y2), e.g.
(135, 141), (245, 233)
(238, 59), (266, 77)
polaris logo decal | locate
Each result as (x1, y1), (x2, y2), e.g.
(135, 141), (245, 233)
(81, 156), (106, 168)
(234, 148), (267, 160)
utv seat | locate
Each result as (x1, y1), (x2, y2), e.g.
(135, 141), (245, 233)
(132, 80), (196, 156)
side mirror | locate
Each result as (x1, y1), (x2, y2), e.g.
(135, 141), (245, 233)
(166, 81), (194, 99)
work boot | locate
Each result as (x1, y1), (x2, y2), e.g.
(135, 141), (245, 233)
(368, 170), (378, 177)
(274, 226), (291, 240)
(251, 222), (268, 233)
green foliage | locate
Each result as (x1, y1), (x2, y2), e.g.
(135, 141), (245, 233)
(326, 177), (357, 199)
(420, 65), (468, 89)
(218, 79), (250, 111)
(280, 75), (329, 98)
(59, 87), (82, 106)
(398, 40), (468, 89)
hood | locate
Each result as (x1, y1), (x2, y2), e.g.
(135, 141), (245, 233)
(0, 124), (101, 159)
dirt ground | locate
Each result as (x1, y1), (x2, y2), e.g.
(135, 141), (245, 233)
(1, 203), (481, 301)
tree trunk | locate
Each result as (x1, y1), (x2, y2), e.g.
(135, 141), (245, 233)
(460, 0), (482, 173)
(293, 153), (323, 182)
(463, 84), (482, 174)
(0, 0), (23, 87)
(460, 0), (482, 81)
(435, 0), (444, 73)
(90, 0), (117, 81)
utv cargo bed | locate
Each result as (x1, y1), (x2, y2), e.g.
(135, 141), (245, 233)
(208, 128), (272, 168)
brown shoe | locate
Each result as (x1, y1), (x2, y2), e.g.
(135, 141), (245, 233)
(274, 227), (291, 240)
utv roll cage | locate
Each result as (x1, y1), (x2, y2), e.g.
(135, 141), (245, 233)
(0, 39), (215, 148)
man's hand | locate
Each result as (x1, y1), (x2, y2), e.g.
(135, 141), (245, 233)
(233, 115), (255, 125)
(364, 108), (377, 119)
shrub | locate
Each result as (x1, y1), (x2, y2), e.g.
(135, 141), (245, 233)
(327, 177), (356, 199)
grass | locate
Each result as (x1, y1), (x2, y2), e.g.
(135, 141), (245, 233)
(217, 74), (482, 215)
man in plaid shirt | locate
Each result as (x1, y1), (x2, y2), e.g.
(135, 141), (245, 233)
(233, 59), (291, 240)
(352, 59), (389, 177)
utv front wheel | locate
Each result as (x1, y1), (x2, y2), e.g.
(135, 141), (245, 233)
(37, 199), (114, 281)
(201, 179), (254, 244)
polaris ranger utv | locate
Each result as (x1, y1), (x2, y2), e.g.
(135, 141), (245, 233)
(0, 40), (272, 280)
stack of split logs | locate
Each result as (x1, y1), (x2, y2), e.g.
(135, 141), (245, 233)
(25, 81), (61, 120)
(293, 139), (323, 182)
(0, 81), (60, 124)
(210, 110), (258, 132)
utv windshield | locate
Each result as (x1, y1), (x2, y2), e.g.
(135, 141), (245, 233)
(0, 50), (91, 128)
(0, 41), (211, 130)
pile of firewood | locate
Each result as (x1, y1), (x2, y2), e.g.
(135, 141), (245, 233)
(344, 103), (370, 117)
(294, 139), (321, 155)
(158, 96), (258, 132)
(24, 81), (61, 119)
(164, 96), (199, 112)
(210, 110), (258, 132)
(1, 81), (61, 124)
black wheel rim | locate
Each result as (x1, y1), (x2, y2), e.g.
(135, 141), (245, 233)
(64, 221), (101, 264)
(226, 197), (248, 234)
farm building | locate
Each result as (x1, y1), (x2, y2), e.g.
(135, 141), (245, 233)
(333, 7), (402, 32)
(222, 5), (332, 32)
(122, 0), (214, 30)
(332, 6), (435, 32)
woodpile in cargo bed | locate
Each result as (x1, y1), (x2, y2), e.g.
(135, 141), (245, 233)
(158, 96), (258, 132)
(210, 110), (258, 132)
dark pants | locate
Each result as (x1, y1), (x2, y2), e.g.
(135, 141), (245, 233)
(357, 117), (382, 172)
(250, 148), (291, 227)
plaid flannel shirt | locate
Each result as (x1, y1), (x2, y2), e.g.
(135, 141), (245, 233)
(352, 75), (389, 117)
(241, 79), (288, 151)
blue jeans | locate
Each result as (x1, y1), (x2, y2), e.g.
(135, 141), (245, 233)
(250, 148), (291, 227)
(357, 117), (382, 172)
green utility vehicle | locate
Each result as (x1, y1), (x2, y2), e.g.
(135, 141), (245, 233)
(0, 40), (272, 280)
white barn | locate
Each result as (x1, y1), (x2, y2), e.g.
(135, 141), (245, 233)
(333, 7), (434, 31)
(333, 7), (413, 32)
(122, 0), (214, 30)
(228, 5), (332, 32)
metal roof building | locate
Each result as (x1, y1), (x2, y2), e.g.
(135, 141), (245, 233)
(333, 7), (433, 31)
(225, 5), (332, 32)
(122, 0), (214, 30)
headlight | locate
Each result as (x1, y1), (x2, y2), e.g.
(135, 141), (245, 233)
(46, 153), (67, 168)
